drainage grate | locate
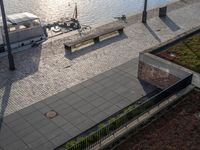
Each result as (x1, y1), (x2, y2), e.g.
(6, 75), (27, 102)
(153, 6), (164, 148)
(45, 110), (58, 119)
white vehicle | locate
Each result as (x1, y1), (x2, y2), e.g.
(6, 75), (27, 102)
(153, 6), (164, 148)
(0, 12), (47, 53)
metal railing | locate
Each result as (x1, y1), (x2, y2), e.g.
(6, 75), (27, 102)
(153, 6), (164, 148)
(58, 74), (193, 150)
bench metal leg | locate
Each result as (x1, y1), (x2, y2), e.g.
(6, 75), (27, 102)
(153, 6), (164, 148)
(159, 6), (167, 18)
(93, 37), (100, 43)
(118, 28), (124, 35)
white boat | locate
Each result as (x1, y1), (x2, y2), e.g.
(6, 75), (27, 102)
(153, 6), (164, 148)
(0, 12), (47, 53)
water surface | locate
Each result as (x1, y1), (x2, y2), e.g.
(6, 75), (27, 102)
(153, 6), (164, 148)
(4, 0), (177, 25)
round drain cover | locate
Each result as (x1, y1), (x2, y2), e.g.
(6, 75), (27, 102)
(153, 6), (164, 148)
(45, 110), (58, 119)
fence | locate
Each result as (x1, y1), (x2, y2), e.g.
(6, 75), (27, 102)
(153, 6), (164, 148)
(59, 74), (193, 150)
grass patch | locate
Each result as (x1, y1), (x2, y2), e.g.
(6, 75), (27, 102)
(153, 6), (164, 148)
(158, 33), (200, 73)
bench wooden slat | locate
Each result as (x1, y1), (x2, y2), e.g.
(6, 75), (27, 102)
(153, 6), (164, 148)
(64, 24), (124, 52)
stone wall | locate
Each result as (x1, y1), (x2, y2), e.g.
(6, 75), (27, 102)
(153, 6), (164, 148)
(138, 61), (180, 89)
(138, 53), (191, 89)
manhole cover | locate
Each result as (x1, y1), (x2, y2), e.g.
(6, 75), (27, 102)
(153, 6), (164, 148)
(45, 110), (58, 119)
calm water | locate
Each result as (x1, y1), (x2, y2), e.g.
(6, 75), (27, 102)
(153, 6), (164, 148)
(4, 0), (176, 25)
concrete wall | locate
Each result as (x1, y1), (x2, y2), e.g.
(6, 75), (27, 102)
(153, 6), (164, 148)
(138, 53), (191, 89)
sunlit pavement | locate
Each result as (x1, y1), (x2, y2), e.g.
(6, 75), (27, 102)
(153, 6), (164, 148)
(0, 1), (200, 149)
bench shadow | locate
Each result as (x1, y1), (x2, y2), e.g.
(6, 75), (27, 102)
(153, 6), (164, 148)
(65, 33), (128, 60)
(0, 45), (42, 130)
(144, 23), (161, 43)
(160, 16), (181, 32)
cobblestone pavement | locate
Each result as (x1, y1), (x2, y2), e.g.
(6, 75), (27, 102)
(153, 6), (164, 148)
(0, 0), (200, 117)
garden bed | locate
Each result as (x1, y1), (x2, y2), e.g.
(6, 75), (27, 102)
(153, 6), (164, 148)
(157, 33), (200, 73)
(115, 88), (200, 150)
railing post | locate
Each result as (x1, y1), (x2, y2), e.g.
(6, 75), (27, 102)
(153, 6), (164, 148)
(142, 0), (148, 23)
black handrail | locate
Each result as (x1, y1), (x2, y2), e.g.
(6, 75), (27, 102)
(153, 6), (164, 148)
(58, 74), (193, 150)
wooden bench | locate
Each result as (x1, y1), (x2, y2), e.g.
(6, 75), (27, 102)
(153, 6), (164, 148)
(64, 24), (124, 53)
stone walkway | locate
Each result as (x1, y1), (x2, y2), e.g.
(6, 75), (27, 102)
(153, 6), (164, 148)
(0, 58), (159, 150)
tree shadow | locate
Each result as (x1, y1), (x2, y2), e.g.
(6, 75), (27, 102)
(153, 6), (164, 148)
(144, 23), (161, 43)
(65, 33), (128, 60)
(0, 45), (42, 130)
(160, 16), (181, 32)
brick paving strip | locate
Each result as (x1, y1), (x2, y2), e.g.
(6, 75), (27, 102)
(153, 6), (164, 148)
(0, 1), (200, 150)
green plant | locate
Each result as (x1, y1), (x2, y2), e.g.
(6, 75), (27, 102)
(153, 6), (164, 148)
(65, 140), (77, 149)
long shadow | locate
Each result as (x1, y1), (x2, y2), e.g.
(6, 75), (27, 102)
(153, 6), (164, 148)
(0, 81), (12, 130)
(0, 45), (42, 131)
(144, 23), (161, 43)
(160, 16), (181, 32)
(65, 33), (128, 60)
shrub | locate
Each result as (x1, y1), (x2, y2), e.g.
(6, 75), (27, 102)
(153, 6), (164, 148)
(65, 140), (77, 149)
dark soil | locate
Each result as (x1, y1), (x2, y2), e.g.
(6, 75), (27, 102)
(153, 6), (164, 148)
(115, 89), (200, 150)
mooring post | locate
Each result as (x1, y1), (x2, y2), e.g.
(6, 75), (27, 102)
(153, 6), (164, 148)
(0, 0), (15, 71)
(159, 6), (167, 18)
(142, 0), (148, 23)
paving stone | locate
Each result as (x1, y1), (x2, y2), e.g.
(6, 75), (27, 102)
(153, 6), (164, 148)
(84, 108), (101, 117)
(32, 118), (52, 129)
(48, 100), (67, 109)
(90, 97), (106, 107)
(2, 140), (29, 150)
(35, 142), (55, 150)
(62, 93), (83, 105)
(6, 118), (31, 132)
(115, 99), (132, 108)
(64, 111), (85, 123)
(77, 103), (95, 113)
(22, 131), (43, 144)
(15, 126), (36, 138)
(65, 126), (81, 137)
(27, 136), (48, 149)
(33, 101), (47, 110)
(90, 112), (108, 123)
(81, 79), (96, 87)
(18, 106), (36, 116)
(69, 84), (85, 92)
(91, 74), (106, 82)
(38, 106), (52, 114)
(55, 106), (74, 116)
(61, 122), (76, 132)
(75, 88), (94, 99)
(3, 112), (21, 123)
(85, 94), (101, 102)
(103, 105), (121, 116)
(98, 102), (113, 111)
(87, 83), (104, 92)
(39, 123), (58, 135)
(0, 134), (18, 147)
(71, 100), (88, 109)
(51, 116), (68, 127)
(70, 115), (88, 126)
(50, 132), (71, 147)
(42, 128), (63, 140)
(76, 119), (96, 132)
(23, 111), (46, 124)
(109, 95), (126, 104)
(0, 125), (14, 140)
